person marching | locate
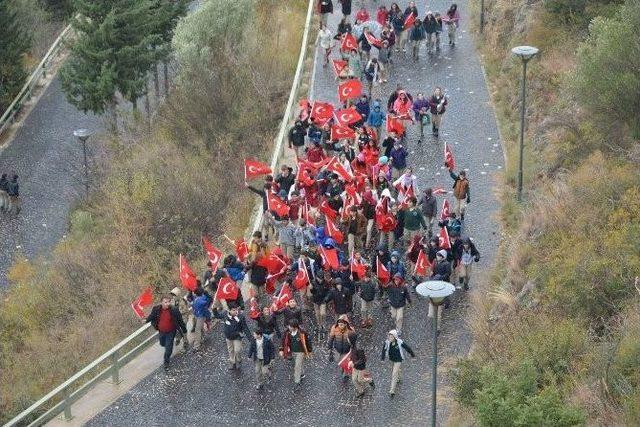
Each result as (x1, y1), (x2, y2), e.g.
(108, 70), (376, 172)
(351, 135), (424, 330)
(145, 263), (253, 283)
(449, 168), (471, 220)
(327, 314), (358, 378)
(428, 87), (448, 137)
(279, 318), (313, 387)
(213, 303), (252, 370)
(387, 273), (412, 332)
(248, 328), (276, 390)
(381, 329), (415, 397)
(357, 269), (376, 327)
(442, 3), (460, 47)
(145, 295), (188, 371)
(349, 348), (375, 397)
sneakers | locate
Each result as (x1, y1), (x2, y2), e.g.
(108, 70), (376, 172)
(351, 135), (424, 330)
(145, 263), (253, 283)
(228, 363), (236, 370)
(163, 362), (170, 372)
(370, 380), (376, 389)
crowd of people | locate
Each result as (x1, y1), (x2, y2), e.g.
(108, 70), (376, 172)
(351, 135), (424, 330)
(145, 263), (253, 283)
(145, 0), (480, 400)
(0, 173), (20, 215)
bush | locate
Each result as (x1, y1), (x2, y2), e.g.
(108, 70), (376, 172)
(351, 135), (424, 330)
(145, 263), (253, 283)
(573, 0), (640, 138)
(544, 0), (587, 23)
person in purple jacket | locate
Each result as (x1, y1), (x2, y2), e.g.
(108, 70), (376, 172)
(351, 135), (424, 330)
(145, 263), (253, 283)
(412, 92), (431, 142)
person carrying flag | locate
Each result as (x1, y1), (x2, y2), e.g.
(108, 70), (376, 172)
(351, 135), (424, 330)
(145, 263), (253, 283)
(213, 303), (252, 370)
(327, 314), (358, 378)
(449, 168), (470, 220)
(349, 348), (375, 397)
(381, 329), (416, 397)
(279, 318), (313, 387)
(145, 295), (188, 371)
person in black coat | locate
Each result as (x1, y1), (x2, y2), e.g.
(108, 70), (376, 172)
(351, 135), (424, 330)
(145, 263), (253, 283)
(452, 237), (480, 290)
(145, 295), (188, 370)
(310, 271), (332, 336)
(431, 250), (452, 282)
(358, 270), (376, 327)
(255, 306), (281, 339)
(318, 0), (333, 26)
(247, 328), (275, 389)
(338, 0), (351, 17)
(288, 121), (306, 157)
(213, 304), (252, 370)
(324, 278), (354, 316)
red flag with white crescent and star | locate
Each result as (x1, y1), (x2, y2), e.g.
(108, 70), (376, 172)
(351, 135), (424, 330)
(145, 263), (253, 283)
(179, 254), (198, 291)
(377, 258), (390, 284)
(202, 236), (223, 272)
(244, 159), (272, 180)
(334, 107), (362, 127)
(131, 287), (153, 318)
(332, 59), (348, 77)
(331, 124), (356, 141)
(414, 250), (431, 276)
(293, 259), (310, 290)
(267, 192), (291, 217)
(338, 79), (363, 104)
(338, 351), (353, 375)
(440, 199), (451, 221)
(444, 143), (456, 170)
(320, 246), (340, 270)
(311, 101), (334, 124)
(439, 226), (451, 250)
(325, 214), (344, 244)
(341, 33), (358, 51)
(215, 277), (239, 301)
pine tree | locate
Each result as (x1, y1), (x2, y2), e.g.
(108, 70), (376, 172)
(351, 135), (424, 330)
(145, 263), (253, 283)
(0, 0), (32, 113)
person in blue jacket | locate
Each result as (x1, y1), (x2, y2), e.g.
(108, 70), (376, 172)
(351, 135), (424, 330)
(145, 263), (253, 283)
(192, 287), (213, 351)
(367, 100), (386, 138)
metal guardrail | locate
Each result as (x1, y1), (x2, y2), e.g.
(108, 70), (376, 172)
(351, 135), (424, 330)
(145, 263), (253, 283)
(4, 1), (317, 425)
(0, 24), (72, 138)
(4, 324), (157, 427)
(250, 0), (316, 235)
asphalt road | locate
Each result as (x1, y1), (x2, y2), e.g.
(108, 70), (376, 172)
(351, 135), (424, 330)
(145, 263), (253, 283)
(0, 76), (100, 288)
(89, 0), (503, 425)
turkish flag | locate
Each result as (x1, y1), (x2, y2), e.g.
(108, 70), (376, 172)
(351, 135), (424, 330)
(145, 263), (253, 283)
(432, 187), (448, 196)
(271, 283), (293, 311)
(338, 79), (363, 103)
(331, 124), (356, 141)
(377, 212), (397, 232)
(351, 256), (367, 279)
(299, 98), (310, 122)
(338, 351), (353, 375)
(215, 277), (239, 301)
(377, 258), (390, 284)
(248, 297), (261, 319)
(414, 250), (430, 276)
(319, 198), (339, 220)
(386, 115), (405, 135)
(403, 13), (416, 30)
(325, 156), (354, 182)
(267, 192), (290, 217)
(335, 107), (362, 127)
(235, 239), (249, 262)
(440, 199), (451, 221)
(202, 236), (223, 272)
(179, 254), (198, 291)
(244, 159), (272, 180)
(439, 227), (451, 250)
(325, 214), (344, 244)
(332, 59), (348, 77)
(131, 287), (153, 319)
(341, 33), (358, 51)
(296, 166), (315, 187)
(257, 253), (288, 275)
(444, 143), (456, 170)
(364, 31), (382, 48)
(311, 101), (334, 124)
(299, 157), (331, 173)
(293, 259), (310, 290)
(301, 201), (316, 226)
(320, 246), (340, 270)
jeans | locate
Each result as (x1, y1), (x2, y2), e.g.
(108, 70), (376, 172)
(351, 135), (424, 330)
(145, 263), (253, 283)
(158, 331), (176, 364)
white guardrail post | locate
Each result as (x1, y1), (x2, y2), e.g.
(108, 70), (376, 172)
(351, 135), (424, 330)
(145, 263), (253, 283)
(0, 24), (72, 138)
(3, 1), (316, 425)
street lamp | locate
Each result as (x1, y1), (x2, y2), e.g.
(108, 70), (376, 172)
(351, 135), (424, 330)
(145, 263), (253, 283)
(511, 45), (539, 202)
(416, 280), (456, 427)
(480, 0), (485, 33)
(73, 129), (93, 198)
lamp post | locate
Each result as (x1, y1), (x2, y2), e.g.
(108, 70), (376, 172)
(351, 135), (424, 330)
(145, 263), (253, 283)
(73, 129), (93, 198)
(511, 45), (539, 202)
(416, 280), (456, 427)
(480, 0), (485, 33)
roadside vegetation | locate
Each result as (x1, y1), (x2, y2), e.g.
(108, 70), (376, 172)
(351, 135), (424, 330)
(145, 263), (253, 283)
(453, 0), (640, 425)
(0, 0), (71, 114)
(0, 0), (306, 422)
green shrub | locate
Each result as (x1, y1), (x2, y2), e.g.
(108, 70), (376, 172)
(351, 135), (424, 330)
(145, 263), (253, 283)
(544, 0), (587, 23)
(573, 0), (640, 138)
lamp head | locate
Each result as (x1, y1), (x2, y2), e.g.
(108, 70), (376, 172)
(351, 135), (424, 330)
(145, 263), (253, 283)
(73, 128), (92, 142)
(511, 45), (539, 62)
(415, 280), (456, 306)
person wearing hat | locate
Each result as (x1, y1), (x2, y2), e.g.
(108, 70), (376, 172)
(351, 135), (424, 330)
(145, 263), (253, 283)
(381, 329), (416, 397)
(449, 167), (470, 220)
(288, 120), (306, 157)
(387, 273), (412, 332)
(431, 249), (452, 282)
(145, 294), (188, 371)
(453, 237), (480, 290)
(279, 318), (313, 386)
(213, 303), (252, 370)
(327, 314), (358, 378)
